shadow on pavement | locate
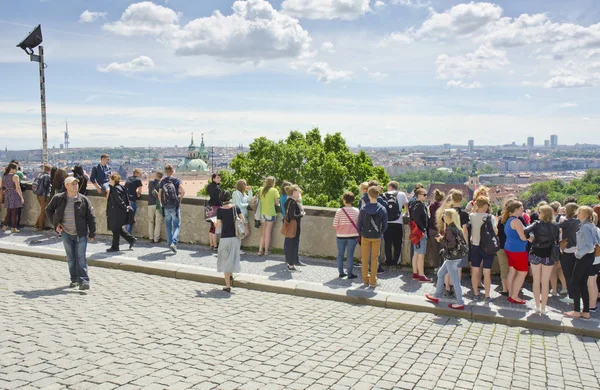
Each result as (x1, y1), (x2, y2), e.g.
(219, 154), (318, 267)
(14, 286), (82, 299)
(196, 289), (231, 299)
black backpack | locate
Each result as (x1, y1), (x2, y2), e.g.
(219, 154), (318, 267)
(32, 172), (48, 195)
(383, 191), (401, 221)
(480, 215), (500, 255)
(161, 178), (179, 209)
(362, 212), (382, 239)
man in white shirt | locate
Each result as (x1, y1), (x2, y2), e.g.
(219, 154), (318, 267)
(383, 181), (409, 266)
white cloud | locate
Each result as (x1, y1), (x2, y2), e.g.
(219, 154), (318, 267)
(103, 1), (180, 36)
(308, 62), (353, 83)
(585, 49), (600, 58)
(363, 67), (388, 80)
(544, 76), (592, 89)
(79, 10), (107, 23)
(557, 102), (577, 108)
(446, 80), (482, 89)
(415, 2), (502, 40)
(321, 42), (335, 53)
(281, 0), (371, 20)
(378, 32), (413, 47)
(436, 45), (508, 79)
(524, 93), (532, 99)
(97, 56), (155, 73)
(374, 1), (386, 10)
(391, 0), (429, 8)
(104, 0), (312, 62)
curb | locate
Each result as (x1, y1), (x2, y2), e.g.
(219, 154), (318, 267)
(1, 243), (599, 338)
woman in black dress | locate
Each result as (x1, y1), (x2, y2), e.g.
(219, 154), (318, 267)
(106, 173), (136, 252)
(284, 185), (305, 271)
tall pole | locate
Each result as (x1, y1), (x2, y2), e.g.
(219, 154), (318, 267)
(38, 46), (48, 164)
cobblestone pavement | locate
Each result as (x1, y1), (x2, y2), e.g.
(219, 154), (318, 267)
(1, 228), (597, 322)
(2, 254), (600, 390)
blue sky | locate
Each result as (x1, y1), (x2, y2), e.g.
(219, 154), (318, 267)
(2, 0), (600, 150)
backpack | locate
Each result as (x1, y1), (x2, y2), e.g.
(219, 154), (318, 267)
(161, 178), (179, 209)
(362, 211), (382, 239)
(32, 172), (48, 195)
(479, 215), (500, 255)
(383, 191), (401, 221)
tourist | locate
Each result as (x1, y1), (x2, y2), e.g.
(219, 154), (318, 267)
(125, 168), (143, 234)
(72, 165), (89, 196)
(106, 173), (136, 252)
(207, 173), (222, 251)
(215, 191), (245, 292)
(148, 171), (164, 243)
(50, 168), (67, 200)
(549, 201), (568, 295)
(466, 186), (489, 213)
(383, 181), (409, 267)
(559, 203), (580, 304)
(495, 200), (515, 296)
(410, 188), (430, 282)
(45, 176), (96, 290)
(279, 181), (292, 219)
(427, 189), (445, 268)
(426, 208), (467, 310)
(232, 179), (252, 252)
(524, 205), (560, 314)
(158, 165), (184, 253)
(407, 183), (424, 212)
(358, 182), (368, 208)
(33, 164), (52, 230)
(503, 201), (532, 304)
(90, 154), (111, 194)
(359, 180), (387, 274)
(565, 206), (599, 319)
(358, 186), (388, 288)
(1, 163), (24, 233)
(333, 191), (360, 278)
(588, 213), (600, 311)
(283, 185), (305, 271)
(257, 176), (280, 256)
(469, 196), (496, 302)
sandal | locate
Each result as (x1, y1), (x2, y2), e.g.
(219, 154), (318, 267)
(287, 265), (297, 271)
(257, 251), (264, 256)
(449, 304), (465, 310)
(564, 311), (581, 318)
(265, 251), (271, 256)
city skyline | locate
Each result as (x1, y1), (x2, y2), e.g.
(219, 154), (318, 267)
(2, 1), (600, 149)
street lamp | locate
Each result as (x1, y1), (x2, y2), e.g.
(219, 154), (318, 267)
(16, 24), (48, 164)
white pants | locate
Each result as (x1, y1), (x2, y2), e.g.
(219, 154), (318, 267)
(148, 205), (163, 242)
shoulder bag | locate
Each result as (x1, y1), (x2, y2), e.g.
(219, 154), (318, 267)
(232, 207), (246, 239)
(281, 201), (297, 239)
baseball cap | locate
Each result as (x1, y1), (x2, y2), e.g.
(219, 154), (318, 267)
(64, 176), (79, 185)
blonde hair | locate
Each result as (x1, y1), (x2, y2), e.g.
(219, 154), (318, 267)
(359, 182), (368, 191)
(133, 168), (142, 176)
(539, 205), (554, 223)
(287, 184), (302, 196)
(579, 205), (594, 221)
(550, 201), (561, 212)
(262, 176), (275, 197)
(436, 189), (463, 234)
(236, 179), (247, 193)
(443, 208), (461, 230)
(473, 186), (489, 201)
(367, 186), (379, 198)
(501, 199), (523, 224)
(110, 172), (121, 184)
(475, 196), (491, 211)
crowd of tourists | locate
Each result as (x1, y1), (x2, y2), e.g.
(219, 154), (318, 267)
(2, 156), (600, 319)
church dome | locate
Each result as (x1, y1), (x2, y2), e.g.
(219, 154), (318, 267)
(178, 133), (209, 173)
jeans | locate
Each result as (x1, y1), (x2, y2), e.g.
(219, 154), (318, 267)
(336, 237), (358, 275)
(384, 223), (403, 265)
(434, 258), (463, 305)
(148, 204), (163, 242)
(125, 201), (137, 234)
(164, 207), (180, 246)
(61, 233), (89, 284)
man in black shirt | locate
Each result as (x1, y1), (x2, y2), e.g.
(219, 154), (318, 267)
(125, 168), (143, 234)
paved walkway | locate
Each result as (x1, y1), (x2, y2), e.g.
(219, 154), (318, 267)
(1, 228), (599, 336)
(2, 253), (600, 390)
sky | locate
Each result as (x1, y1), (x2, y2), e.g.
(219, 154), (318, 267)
(2, 0), (600, 150)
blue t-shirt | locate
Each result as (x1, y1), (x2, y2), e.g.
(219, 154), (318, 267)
(504, 217), (527, 252)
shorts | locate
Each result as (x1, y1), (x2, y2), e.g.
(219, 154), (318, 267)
(262, 215), (276, 223)
(589, 263), (600, 277)
(506, 250), (529, 272)
(529, 254), (554, 266)
(470, 245), (495, 269)
(413, 235), (427, 255)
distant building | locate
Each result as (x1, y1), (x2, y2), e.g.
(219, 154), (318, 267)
(426, 184), (473, 203)
(551, 134), (558, 147)
(443, 143), (451, 151)
(544, 140), (550, 147)
(527, 136), (534, 149)
(178, 133), (209, 174)
(468, 140), (474, 154)
(479, 174), (517, 185)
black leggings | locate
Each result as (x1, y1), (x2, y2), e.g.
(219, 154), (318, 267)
(560, 252), (576, 299)
(111, 226), (134, 250)
(571, 253), (594, 313)
(5, 208), (18, 228)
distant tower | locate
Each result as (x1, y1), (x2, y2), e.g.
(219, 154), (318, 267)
(468, 140), (474, 154)
(550, 134), (558, 147)
(527, 136), (534, 149)
(64, 119), (70, 150)
(544, 140), (550, 148)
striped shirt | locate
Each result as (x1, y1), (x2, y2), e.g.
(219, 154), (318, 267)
(333, 206), (360, 237)
(62, 196), (78, 235)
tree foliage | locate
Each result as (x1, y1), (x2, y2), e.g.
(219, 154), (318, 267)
(200, 129), (389, 207)
(521, 170), (600, 207)
(393, 167), (471, 193)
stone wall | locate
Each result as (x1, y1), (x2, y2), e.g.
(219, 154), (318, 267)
(4, 186), (507, 271)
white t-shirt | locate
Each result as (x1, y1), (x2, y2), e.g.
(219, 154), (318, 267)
(595, 227), (600, 265)
(470, 212), (494, 246)
(385, 191), (409, 224)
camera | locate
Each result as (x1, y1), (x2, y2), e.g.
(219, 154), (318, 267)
(254, 219), (262, 228)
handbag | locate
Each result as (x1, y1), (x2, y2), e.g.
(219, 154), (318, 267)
(595, 244), (600, 257)
(440, 226), (468, 260)
(341, 207), (360, 245)
(281, 202), (297, 238)
(249, 192), (259, 212)
(205, 205), (218, 221)
(559, 239), (568, 252)
(550, 243), (561, 262)
(232, 207), (245, 239)
(409, 220), (424, 245)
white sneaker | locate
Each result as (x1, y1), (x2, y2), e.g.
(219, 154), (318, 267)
(169, 244), (177, 253)
(560, 289), (568, 296)
(560, 296), (574, 304)
(535, 306), (541, 314)
(240, 250), (246, 255)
